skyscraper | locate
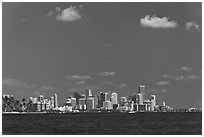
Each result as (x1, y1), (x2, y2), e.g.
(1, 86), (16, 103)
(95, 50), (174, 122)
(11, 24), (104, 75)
(138, 85), (145, 105)
(105, 92), (109, 101)
(50, 96), (55, 109)
(100, 92), (105, 108)
(150, 95), (156, 111)
(138, 93), (143, 105)
(54, 94), (58, 108)
(85, 89), (93, 98)
(111, 92), (118, 105)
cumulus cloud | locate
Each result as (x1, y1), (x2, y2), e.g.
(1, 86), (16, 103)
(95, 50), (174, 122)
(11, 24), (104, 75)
(115, 83), (128, 88)
(162, 74), (201, 80)
(186, 21), (201, 31)
(155, 81), (170, 86)
(176, 66), (193, 71)
(140, 15), (178, 28)
(76, 81), (86, 85)
(97, 72), (116, 76)
(102, 81), (114, 85)
(46, 5), (84, 22)
(66, 75), (91, 80)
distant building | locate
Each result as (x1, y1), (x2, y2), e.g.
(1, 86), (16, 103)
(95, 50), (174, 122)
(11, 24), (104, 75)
(120, 97), (127, 107)
(71, 97), (77, 109)
(39, 95), (44, 102)
(99, 92), (105, 108)
(103, 100), (112, 110)
(150, 95), (156, 111)
(86, 97), (95, 110)
(138, 85), (145, 105)
(138, 93), (143, 105)
(50, 96), (55, 109)
(105, 92), (109, 101)
(54, 94), (58, 108)
(85, 89), (93, 98)
(111, 92), (118, 105)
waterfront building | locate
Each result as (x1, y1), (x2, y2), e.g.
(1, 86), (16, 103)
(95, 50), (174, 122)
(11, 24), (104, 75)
(103, 100), (112, 110)
(138, 104), (146, 112)
(71, 97), (77, 109)
(130, 101), (134, 111)
(50, 96), (55, 109)
(54, 94), (58, 108)
(111, 92), (118, 105)
(33, 97), (38, 104)
(37, 101), (41, 112)
(138, 93), (143, 105)
(150, 95), (156, 111)
(99, 92), (105, 108)
(86, 97), (95, 110)
(39, 95), (44, 102)
(85, 89), (93, 98)
(105, 92), (109, 101)
(120, 97), (127, 107)
(133, 104), (138, 111)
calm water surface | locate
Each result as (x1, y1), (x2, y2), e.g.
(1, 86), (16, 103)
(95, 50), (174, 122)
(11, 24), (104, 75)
(2, 112), (202, 135)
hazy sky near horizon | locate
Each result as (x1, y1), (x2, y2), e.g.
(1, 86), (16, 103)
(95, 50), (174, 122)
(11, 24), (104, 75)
(2, 2), (202, 108)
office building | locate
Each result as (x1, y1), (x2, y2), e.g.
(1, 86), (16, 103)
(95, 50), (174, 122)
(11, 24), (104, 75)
(85, 89), (93, 98)
(138, 93), (143, 105)
(103, 100), (112, 110)
(87, 97), (95, 110)
(39, 95), (44, 102)
(54, 94), (58, 108)
(71, 97), (77, 109)
(150, 95), (156, 111)
(100, 92), (105, 108)
(105, 92), (109, 101)
(50, 96), (55, 109)
(120, 97), (127, 107)
(111, 92), (118, 105)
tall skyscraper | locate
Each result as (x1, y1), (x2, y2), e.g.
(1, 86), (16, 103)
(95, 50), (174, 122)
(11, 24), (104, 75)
(138, 93), (143, 105)
(111, 92), (118, 105)
(50, 96), (55, 109)
(54, 94), (58, 108)
(100, 92), (105, 108)
(138, 85), (145, 105)
(150, 95), (156, 111)
(85, 89), (93, 98)
(105, 92), (109, 101)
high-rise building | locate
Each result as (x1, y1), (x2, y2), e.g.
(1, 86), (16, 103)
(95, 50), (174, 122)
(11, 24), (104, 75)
(150, 95), (156, 111)
(54, 94), (58, 108)
(111, 92), (118, 105)
(39, 95), (44, 102)
(50, 96), (55, 109)
(100, 92), (105, 108)
(86, 97), (95, 110)
(139, 85), (145, 94)
(71, 97), (77, 109)
(138, 93), (143, 105)
(103, 100), (112, 110)
(120, 97), (127, 107)
(85, 89), (93, 98)
(105, 92), (109, 101)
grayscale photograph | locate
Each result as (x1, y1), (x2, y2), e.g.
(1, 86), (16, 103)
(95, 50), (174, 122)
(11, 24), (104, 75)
(2, 2), (202, 135)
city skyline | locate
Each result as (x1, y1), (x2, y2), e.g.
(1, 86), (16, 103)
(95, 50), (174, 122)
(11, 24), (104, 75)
(2, 2), (202, 109)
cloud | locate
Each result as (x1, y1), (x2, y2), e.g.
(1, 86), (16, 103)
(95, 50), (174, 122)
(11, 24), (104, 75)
(162, 74), (201, 80)
(66, 75), (91, 80)
(176, 66), (193, 71)
(46, 5), (84, 22)
(140, 15), (178, 28)
(76, 81), (86, 85)
(146, 88), (168, 93)
(102, 81), (114, 85)
(104, 43), (112, 47)
(155, 81), (170, 86)
(20, 18), (36, 23)
(97, 72), (116, 76)
(115, 83), (128, 88)
(186, 21), (201, 31)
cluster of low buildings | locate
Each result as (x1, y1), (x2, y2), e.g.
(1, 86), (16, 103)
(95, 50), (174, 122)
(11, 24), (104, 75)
(26, 94), (58, 112)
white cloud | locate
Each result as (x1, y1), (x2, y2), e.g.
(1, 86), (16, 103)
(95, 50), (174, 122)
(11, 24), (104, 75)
(115, 83), (128, 88)
(46, 5), (83, 22)
(156, 81), (170, 86)
(102, 81), (114, 85)
(140, 15), (178, 28)
(97, 72), (116, 76)
(162, 74), (201, 80)
(66, 75), (91, 80)
(186, 21), (201, 31)
(176, 66), (193, 71)
(76, 81), (86, 85)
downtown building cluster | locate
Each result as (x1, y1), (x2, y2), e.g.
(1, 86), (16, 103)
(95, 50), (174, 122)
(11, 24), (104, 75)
(58, 85), (159, 113)
(26, 94), (58, 112)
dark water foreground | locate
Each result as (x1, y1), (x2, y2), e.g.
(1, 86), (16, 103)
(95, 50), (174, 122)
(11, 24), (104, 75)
(2, 112), (202, 135)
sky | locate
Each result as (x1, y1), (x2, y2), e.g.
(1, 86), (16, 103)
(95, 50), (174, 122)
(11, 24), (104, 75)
(2, 2), (202, 108)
